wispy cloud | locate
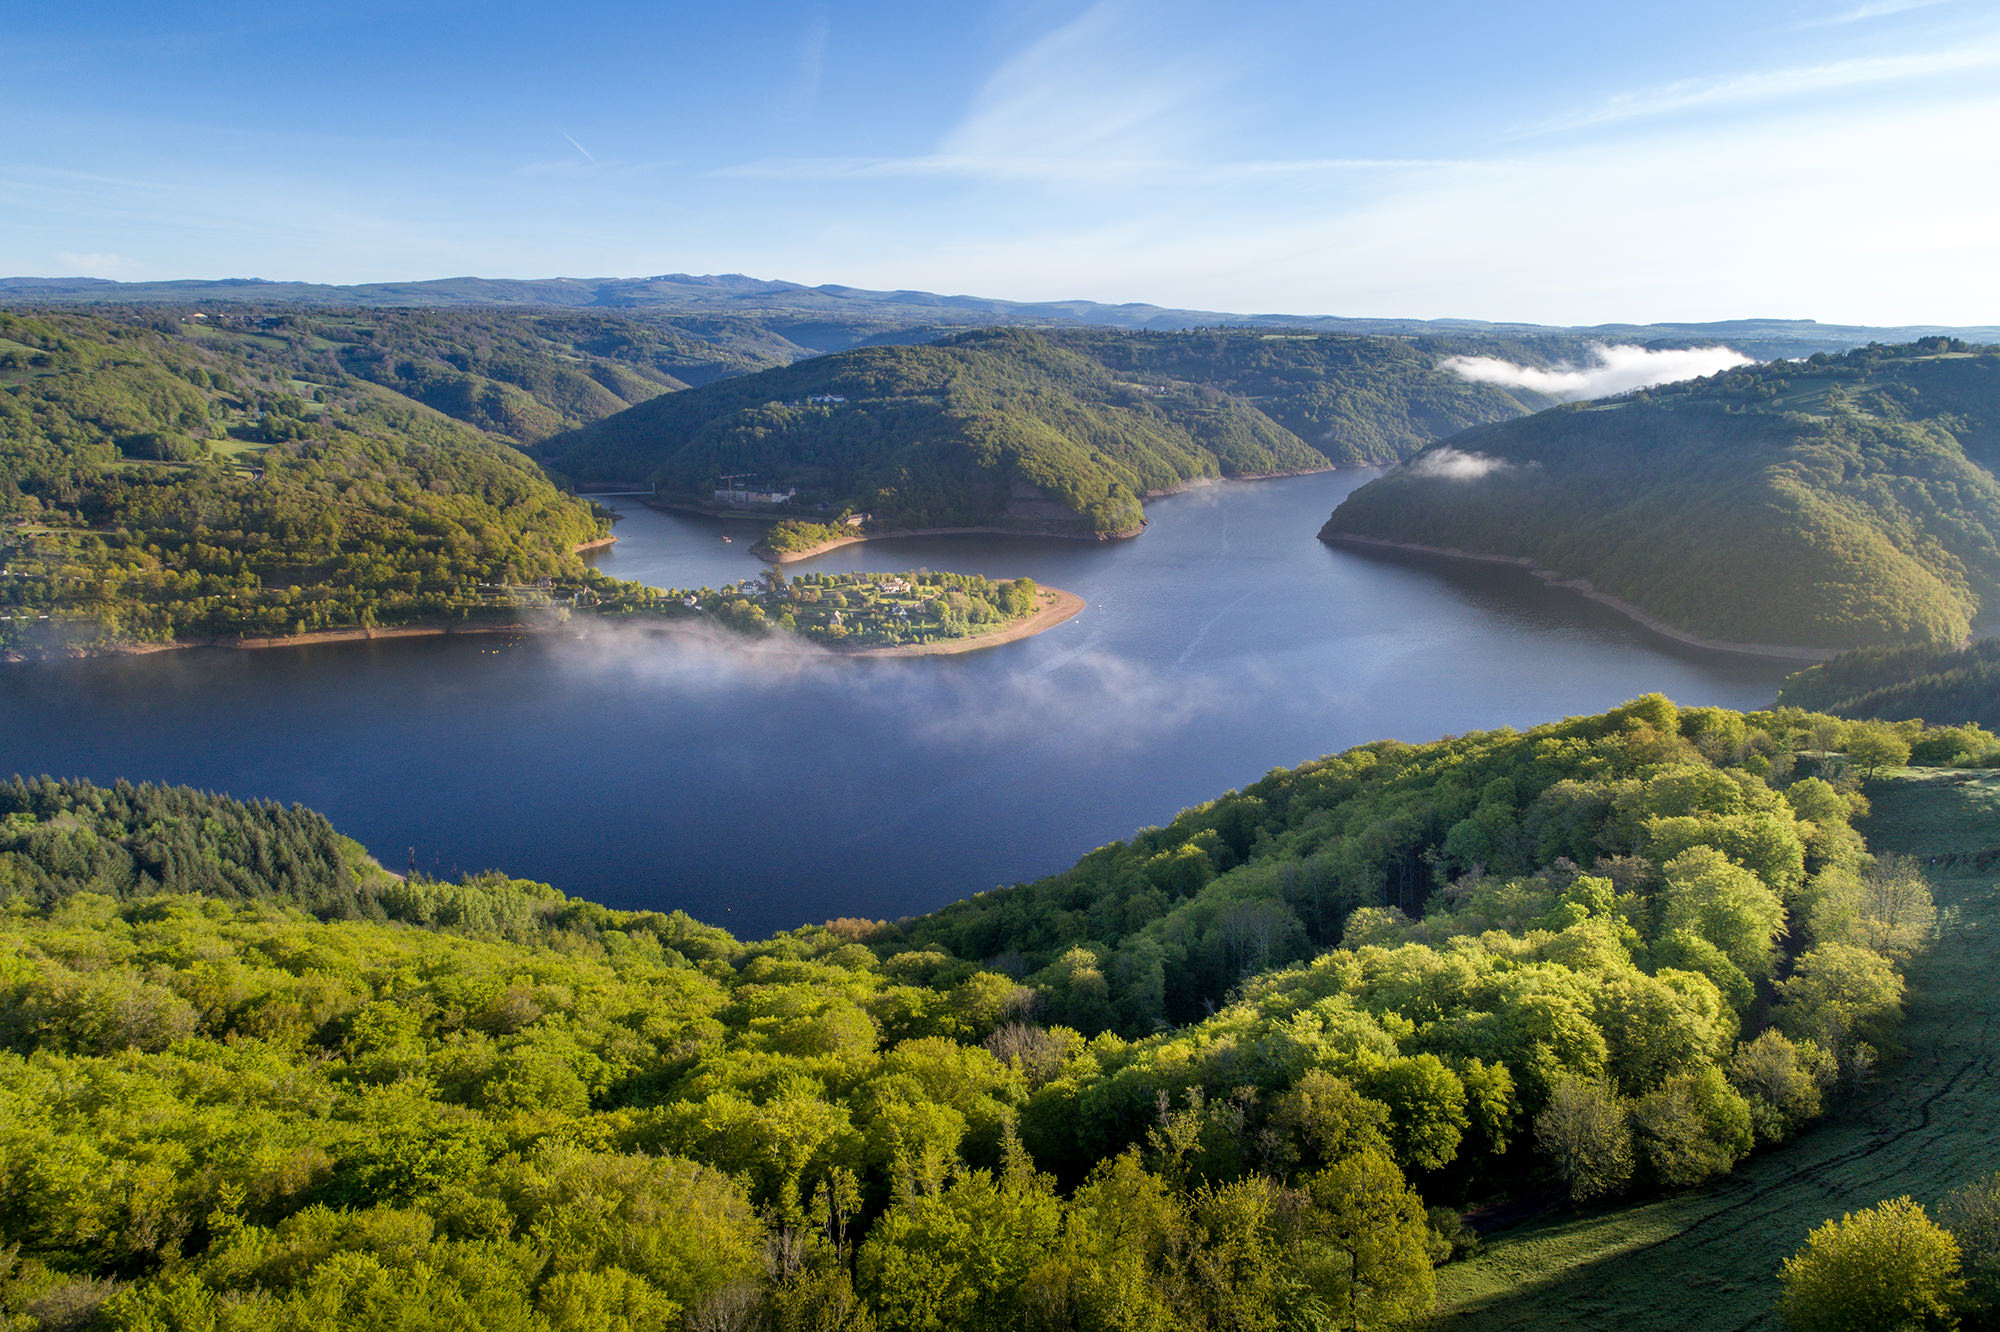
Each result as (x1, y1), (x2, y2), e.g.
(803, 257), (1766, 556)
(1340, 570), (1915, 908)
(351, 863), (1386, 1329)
(1534, 40), (2000, 133)
(718, 0), (1310, 186)
(1802, 0), (1957, 26)
(1408, 447), (1515, 481)
(1441, 345), (1755, 399)
(715, 154), (1467, 183)
(788, 5), (831, 119)
(557, 129), (597, 165)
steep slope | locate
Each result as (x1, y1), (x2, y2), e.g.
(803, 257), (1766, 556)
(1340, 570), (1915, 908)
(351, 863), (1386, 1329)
(1321, 341), (2000, 652)
(1050, 328), (1556, 464)
(550, 328), (1329, 537)
(0, 309), (607, 653)
(1777, 639), (2000, 730)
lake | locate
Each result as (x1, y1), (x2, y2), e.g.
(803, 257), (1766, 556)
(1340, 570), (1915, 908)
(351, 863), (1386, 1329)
(0, 471), (1797, 937)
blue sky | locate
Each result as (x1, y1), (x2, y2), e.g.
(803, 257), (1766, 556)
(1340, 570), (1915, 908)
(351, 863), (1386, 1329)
(4, 0), (1998, 324)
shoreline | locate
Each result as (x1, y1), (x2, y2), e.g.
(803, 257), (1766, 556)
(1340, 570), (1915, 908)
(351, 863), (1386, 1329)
(0, 620), (543, 663)
(9, 586), (1087, 665)
(830, 587), (1085, 657)
(754, 524), (1140, 564)
(1323, 533), (1840, 661)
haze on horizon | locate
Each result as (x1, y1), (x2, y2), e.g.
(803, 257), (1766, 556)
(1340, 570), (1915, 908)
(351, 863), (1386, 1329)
(4, 0), (1998, 327)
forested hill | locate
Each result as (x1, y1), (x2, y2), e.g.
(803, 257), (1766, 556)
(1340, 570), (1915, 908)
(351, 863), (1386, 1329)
(0, 308), (610, 653)
(548, 328), (1331, 537)
(1777, 639), (2000, 731)
(0, 697), (1961, 1328)
(1321, 340), (2000, 652)
(1048, 328), (1555, 465)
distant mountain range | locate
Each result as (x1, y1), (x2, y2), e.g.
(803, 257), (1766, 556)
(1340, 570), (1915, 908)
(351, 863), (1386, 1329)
(5, 273), (1996, 361)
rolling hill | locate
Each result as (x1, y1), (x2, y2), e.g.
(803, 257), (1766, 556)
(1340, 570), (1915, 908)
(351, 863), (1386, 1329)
(1321, 340), (2000, 653)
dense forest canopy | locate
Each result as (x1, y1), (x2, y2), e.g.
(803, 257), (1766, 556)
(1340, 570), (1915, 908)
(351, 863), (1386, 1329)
(1321, 340), (2000, 651)
(1778, 639), (2000, 733)
(0, 309), (620, 653)
(0, 697), (1952, 1330)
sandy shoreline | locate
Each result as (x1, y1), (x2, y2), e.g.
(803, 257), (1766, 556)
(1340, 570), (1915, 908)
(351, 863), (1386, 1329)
(832, 587), (1085, 657)
(1323, 533), (1839, 661)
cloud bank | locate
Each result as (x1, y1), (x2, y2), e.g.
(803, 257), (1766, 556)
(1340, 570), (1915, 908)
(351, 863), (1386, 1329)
(1440, 344), (1755, 401)
(1408, 447), (1515, 481)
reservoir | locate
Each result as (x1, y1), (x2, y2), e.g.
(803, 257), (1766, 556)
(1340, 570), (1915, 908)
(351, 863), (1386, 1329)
(0, 471), (1795, 937)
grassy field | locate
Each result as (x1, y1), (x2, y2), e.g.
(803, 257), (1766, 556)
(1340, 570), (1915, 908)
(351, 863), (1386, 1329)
(1431, 767), (2000, 1331)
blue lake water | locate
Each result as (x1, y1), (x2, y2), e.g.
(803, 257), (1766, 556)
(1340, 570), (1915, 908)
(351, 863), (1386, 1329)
(0, 471), (1796, 936)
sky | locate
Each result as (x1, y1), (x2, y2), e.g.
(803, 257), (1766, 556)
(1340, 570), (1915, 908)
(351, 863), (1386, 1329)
(3, 0), (1998, 325)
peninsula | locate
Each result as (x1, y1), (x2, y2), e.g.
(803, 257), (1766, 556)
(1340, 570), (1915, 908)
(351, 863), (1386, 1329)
(589, 567), (1080, 656)
(1321, 339), (2000, 653)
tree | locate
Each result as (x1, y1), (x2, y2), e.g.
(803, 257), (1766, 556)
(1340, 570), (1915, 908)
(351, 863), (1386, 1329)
(1777, 944), (1905, 1072)
(1844, 724), (1912, 781)
(1361, 1054), (1469, 1172)
(1728, 1030), (1833, 1144)
(1307, 1148), (1437, 1332)
(1535, 1077), (1633, 1205)
(1776, 1197), (1962, 1332)
(1629, 1067), (1752, 1190)
(1657, 846), (1787, 980)
(1939, 1173), (2000, 1322)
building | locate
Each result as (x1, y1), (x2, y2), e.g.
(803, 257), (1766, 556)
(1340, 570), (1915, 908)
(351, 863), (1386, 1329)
(712, 484), (797, 506)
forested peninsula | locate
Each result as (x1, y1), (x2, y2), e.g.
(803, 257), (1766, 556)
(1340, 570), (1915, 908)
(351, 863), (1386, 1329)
(0, 696), (1974, 1329)
(1320, 340), (2000, 653)
(546, 327), (1545, 541)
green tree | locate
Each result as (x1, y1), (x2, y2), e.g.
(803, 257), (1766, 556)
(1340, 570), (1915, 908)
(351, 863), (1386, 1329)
(1535, 1077), (1633, 1205)
(1306, 1148), (1438, 1332)
(1776, 1197), (1962, 1332)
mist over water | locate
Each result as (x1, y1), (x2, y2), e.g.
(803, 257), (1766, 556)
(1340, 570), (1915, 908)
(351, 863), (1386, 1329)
(0, 473), (1795, 936)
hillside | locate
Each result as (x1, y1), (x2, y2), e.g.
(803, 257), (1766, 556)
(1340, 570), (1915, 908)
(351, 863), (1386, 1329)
(1321, 340), (2000, 652)
(549, 328), (1331, 537)
(0, 308), (609, 653)
(1777, 639), (2000, 730)
(0, 698), (1950, 1329)
(1042, 329), (1553, 465)
(1430, 767), (2000, 1330)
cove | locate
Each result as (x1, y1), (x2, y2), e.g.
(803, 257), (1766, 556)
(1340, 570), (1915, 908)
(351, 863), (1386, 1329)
(0, 471), (1796, 937)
